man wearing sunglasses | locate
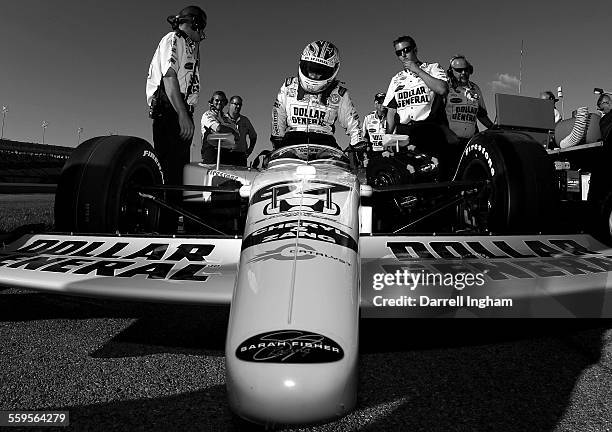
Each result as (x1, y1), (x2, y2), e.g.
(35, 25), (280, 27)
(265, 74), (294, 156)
(271, 40), (363, 149)
(382, 35), (452, 177)
(200, 90), (240, 163)
(383, 36), (448, 133)
(146, 5), (207, 232)
(445, 55), (494, 142)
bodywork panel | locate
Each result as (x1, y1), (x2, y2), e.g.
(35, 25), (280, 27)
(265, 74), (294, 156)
(2, 233), (612, 317)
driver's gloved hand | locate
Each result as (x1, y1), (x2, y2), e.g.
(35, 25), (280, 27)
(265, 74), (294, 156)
(270, 135), (284, 150)
(348, 141), (369, 162)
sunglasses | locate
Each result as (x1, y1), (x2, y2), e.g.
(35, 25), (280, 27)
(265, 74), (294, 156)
(395, 46), (414, 57)
(452, 67), (469, 73)
(212, 99), (226, 104)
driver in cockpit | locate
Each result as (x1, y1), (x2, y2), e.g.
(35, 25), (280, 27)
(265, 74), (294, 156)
(270, 40), (363, 150)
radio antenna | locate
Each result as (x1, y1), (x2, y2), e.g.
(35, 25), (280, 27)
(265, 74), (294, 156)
(518, 40), (524, 94)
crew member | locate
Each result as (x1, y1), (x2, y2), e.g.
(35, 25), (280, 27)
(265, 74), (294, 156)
(362, 92), (388, 152)
(200, 90), (240, 164)
(146, 5), (207, 232)
(382, 35), (453, 178)
(227, 95), (257, 166)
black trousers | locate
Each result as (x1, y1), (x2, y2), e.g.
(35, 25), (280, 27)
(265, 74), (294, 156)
(152, 112), (191, 233)
(395, 122), (461, 180)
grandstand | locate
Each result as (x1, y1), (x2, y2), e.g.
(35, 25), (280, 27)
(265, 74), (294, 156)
(0, 139), (73, 183)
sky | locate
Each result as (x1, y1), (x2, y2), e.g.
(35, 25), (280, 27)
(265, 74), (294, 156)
(0, 0), (610, 158)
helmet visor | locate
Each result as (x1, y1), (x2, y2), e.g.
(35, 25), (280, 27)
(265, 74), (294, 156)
(300, 61), (336, 81)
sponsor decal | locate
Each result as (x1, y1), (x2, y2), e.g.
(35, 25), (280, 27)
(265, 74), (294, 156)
(463, 143), (495, 176)
(236, 330), (344, 363)
(451, 105), (478, 122)
(208, 170), (242, 182)
(251, 181), (349, 206)
(0, 239), (221, 282)
(253, 209), (353, 230)
(289, 104), (329, 127)
(242, 220), (357, 252)
(450, 97), (463, 103)
(262, 184), (340, 216)
(184, 62), (194, 70)
(395, 86), (430, 108)
(383, 239), (612, 282)
(143, 150), (164, 183)
(329, 93), (340, 104)
(248, 243), (351, 266)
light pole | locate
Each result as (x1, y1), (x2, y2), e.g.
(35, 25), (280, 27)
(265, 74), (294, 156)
(41, 120), (49, 144)
(77, 127), (83, 145)
(1, 106), (8, 140)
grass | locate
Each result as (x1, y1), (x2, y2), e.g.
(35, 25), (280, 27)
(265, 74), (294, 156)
(0, 194), (54, 233)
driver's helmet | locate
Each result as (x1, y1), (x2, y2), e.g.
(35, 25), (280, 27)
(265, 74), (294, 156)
(298, 40), (340, 94)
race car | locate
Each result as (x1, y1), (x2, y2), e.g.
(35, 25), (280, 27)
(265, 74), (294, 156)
(1, 95), (612, 427)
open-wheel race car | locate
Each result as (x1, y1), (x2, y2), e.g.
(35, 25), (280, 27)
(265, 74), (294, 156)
(2, 94), (612, 426)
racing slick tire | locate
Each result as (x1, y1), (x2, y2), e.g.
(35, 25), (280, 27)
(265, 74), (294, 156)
(456, 131), (556, 233)
(55, 135), (164, 233)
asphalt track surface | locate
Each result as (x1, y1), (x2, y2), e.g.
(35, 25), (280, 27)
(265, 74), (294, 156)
(1, 287), (611, 432)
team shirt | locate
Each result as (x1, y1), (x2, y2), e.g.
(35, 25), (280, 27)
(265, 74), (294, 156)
(362, 111), (387, 151)
(146, 31), (200, 108)
(271, 77), (363, 145)
(445, 83), (488, 138)
(383, 62), (448, 124)
(201, 109), (237, 140)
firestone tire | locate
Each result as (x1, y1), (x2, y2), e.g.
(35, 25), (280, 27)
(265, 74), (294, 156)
(456, 131), (556, 233)
(54, 135), (165, 234)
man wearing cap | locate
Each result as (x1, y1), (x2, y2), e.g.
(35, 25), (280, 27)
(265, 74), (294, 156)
(362, 92), (388, 152)
(146, 5), (207, 232)
(446, 55), (494, 142)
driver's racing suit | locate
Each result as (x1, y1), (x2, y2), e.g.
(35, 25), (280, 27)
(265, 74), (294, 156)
(271, 77), (362, 147)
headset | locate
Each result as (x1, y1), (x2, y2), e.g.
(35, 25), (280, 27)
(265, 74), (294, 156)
(447, 55), (474, 76)
(167, 7), (207, 33)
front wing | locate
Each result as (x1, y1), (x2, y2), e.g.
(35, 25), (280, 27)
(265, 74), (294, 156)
(1, 233), (612, 317)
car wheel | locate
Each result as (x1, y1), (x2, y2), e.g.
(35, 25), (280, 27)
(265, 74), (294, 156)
(456, 132), (555, 233)
(55, 136), (164, 233)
